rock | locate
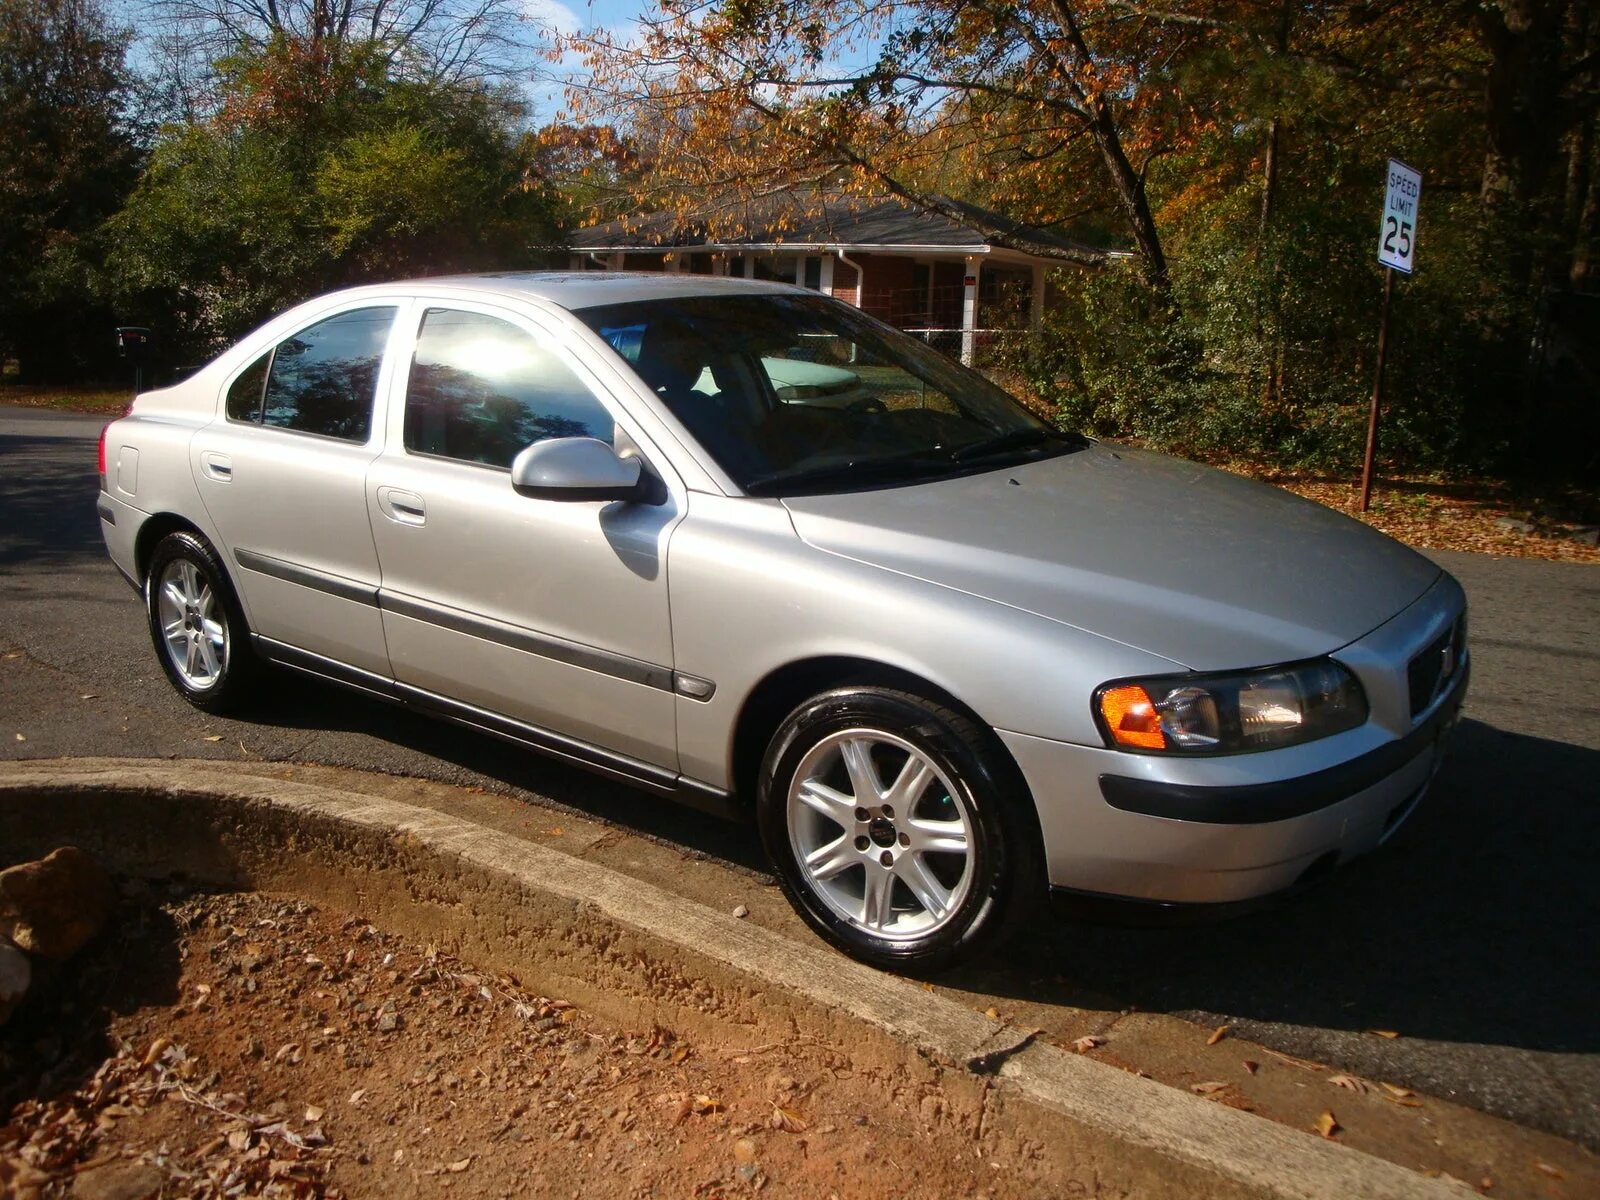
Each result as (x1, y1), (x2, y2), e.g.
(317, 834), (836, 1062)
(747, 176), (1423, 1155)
(731, 904), (749, 919)
(375, 999), (400, 1032)
(0, 939), (30, 1026)
(69, 1161), (164, 1200)
(0, 1157), (51, 1200)
(1568, 524), (1600, 547)
(1493, 517), (1535, 535)
(0, 847), (115, 960)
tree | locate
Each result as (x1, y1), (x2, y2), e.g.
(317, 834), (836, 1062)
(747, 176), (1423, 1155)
(145, 0), (568, 124)
(0, 0), (137, 381)
(109, 35), (564, 359)
(570, 1), (1167, 282)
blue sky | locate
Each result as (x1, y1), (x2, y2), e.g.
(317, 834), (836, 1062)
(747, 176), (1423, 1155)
(520, 0), (644, 119)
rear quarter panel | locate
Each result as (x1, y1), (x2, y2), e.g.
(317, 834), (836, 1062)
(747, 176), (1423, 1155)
(99, 377), (229, 603)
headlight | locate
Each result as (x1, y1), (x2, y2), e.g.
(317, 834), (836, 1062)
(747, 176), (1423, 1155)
(1094, 659), (1367, 754)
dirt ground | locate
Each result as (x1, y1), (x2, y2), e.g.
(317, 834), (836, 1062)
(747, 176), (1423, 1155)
(1, 886), (1058, 1200)
(1226, 468), (1600, 563)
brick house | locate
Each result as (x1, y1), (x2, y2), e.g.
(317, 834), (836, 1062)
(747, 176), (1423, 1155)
(568, 195), (1101, 364)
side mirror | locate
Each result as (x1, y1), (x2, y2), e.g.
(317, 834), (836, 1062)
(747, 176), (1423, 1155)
(510, 437), (647, 503)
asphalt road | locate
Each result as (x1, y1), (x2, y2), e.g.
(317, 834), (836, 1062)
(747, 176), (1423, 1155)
(3, 405), (1597, 1147)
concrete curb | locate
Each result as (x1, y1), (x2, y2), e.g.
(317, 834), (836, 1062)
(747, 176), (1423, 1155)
(0, 759), (1468, 1200)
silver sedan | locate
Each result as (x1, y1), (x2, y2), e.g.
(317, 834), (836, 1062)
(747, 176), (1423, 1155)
(97, 273), (1468, 969)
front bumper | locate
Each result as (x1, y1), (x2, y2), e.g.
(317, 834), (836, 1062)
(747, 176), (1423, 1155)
(1001, 573), (1468, 906)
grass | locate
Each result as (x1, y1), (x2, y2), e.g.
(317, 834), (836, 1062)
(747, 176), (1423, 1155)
(0, 383), (132, 415)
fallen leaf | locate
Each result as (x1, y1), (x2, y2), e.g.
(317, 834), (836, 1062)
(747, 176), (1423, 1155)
(1206, 1024), (1229, 1046)
(227, 1128), (252, 1151)
(1242, 1060), (1259, 1075)
(691, 1095), (723, 1115)
(1380, 1083), (1413, 1098)
(79, 693), (98, 700)
(446, 1158), (472, 1173)
(1192, 1081), (1229, 1095)
(203, 734), (224, 742)
(1071, 1035), (1105, 1054)
(349, 1089), (367, 1105)
(13, 733), (23, 741)
(1329, 1074), (1369, 1093)
(1366, 1029), (1400, 1039)
(771, 1105), (808, 1133)
(304, 1105), (324, 1123)
(983, 1006), (1000, 1021)
(1315, 1111), (1340, 1139)
(1533, 1162), (1565, 1180)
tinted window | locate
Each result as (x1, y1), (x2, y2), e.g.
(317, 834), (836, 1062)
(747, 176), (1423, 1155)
(226, 352), (269, 422)
(404, 309), (613, 468)
(262, 306), (396, 441)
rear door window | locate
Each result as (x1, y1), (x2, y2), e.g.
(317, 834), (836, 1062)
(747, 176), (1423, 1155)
(261, 306), (397, 442)
(403, 308), (614, 468)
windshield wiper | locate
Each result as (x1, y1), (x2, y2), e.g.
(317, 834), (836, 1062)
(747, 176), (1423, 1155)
(950, 427), (1088, 462)
(743, 454), (956, 496)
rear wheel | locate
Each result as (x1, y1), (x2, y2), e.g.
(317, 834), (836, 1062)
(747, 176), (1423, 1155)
(144, 530), (257, 714)
(757, 687), (1042, 970)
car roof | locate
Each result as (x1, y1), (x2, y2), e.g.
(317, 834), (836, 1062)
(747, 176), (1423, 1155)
(382, 271), (801, 311)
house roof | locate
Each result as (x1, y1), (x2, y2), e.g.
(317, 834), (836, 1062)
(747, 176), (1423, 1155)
(570, 194), (1101, 260)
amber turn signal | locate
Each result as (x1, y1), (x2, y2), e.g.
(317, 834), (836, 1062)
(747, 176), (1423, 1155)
(1098, 684), (1167, 750)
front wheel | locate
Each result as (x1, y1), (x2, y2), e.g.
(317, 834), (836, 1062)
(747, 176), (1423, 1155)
(144, 530), (257, 714)
(757, 688), (1042, 970)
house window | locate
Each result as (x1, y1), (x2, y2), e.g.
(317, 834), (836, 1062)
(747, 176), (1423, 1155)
(803, 257), (822, 290)
(750, 255), (790, 282)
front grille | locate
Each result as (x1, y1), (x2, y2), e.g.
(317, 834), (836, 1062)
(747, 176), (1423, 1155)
(1407, 616), (1465, 717)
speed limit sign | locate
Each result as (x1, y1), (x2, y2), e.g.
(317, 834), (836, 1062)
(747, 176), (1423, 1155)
(1377, 159), (1421, 274)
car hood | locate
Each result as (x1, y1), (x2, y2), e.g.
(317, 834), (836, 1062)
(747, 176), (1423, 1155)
(781, 444), (1441, 671)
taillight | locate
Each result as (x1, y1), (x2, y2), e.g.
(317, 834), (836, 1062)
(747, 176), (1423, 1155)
(97, 424), (109, 488)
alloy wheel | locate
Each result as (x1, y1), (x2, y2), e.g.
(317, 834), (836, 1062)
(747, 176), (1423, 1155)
(785, 728), (975, 941)
(155, 557), (228, 689)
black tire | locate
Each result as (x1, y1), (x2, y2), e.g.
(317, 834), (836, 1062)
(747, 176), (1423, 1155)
(144, 530), (258, 714)
(756, 687), (1043, 971)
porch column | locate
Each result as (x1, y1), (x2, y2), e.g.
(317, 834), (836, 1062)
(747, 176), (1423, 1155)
(742, 253), (756, 278)
(819, 254), (834, 296)
(961, 255), (981, 365)
(1030, 263), (1046, 332)
(794, 256), (807, 286)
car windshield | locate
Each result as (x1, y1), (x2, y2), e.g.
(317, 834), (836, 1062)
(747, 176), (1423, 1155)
(572, 292), (1083, 495)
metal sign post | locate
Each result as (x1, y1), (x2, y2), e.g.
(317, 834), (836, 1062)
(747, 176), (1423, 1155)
(1360, 159), (1421, 512)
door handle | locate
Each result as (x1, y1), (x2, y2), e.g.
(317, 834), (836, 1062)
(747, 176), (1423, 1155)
(200, 452), (232, 482)
(377, 486), (426, 526)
